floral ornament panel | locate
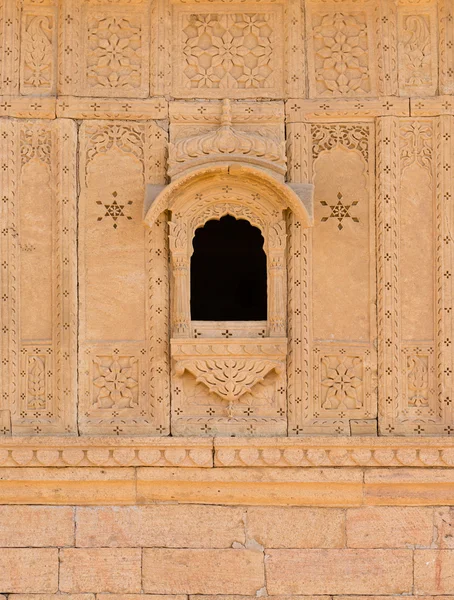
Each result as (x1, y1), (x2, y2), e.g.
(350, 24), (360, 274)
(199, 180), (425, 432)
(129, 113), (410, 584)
(92, 354), (139, 409)
(83, 10), (149, 97)
(174, 8), (283, 98)
(313, 346), (377, 422)
(311, 11), (373, 97)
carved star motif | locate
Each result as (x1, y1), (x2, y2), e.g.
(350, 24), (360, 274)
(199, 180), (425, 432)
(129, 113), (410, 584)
(320, 192), (359, 230)
(96, 191), (133, 229)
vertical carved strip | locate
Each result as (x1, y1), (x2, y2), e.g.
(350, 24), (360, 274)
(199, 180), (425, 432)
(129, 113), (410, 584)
(287, 122), (312, 435)
(376, 0), (398, 97)
(0, 0), (20, 93)
(55, 119), (77, 433)
(147, 214), (170, 434)
(436, 116), (454, 432)
(58, 0), (80, 95)
(440, 0), (454, 95)
(377, 117), (400, 434)
(151, 0), (171, 96)
(0, 120), (17, 433)
(285, 0), (306, 98)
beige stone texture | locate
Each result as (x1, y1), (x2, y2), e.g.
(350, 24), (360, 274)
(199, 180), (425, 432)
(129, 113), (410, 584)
(142, 549), (265, 595)
(364, 469), (454, 505)
(137, 467), (363, 506)
(435, 507), (454, 548)
(0, 506), (74, 546)
(346, 507), (434, 548)
(266, 549), (413, 595)
(246, 507), (345, 548)
(76, 505), (245, 547)
(0, 549), (58, 592)
(415, 550), (454, 594)
(0, 468), (135, 505)
(59, 549), (142, 593)
(12, 597), (93, 600)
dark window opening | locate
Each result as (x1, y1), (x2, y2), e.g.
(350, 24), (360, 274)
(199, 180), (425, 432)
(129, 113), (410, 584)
(191, 215), (267, 321)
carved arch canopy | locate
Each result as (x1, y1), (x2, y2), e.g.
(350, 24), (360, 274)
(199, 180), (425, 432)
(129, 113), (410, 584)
(144, 165), (313, 436)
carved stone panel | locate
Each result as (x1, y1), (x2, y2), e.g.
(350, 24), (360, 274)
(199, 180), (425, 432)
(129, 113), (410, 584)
(78, 120), (168, 434)
(20, 2), (57, 96)
(0, 119), (77, 434)
(397, 2), (438, 97)
(377, 116), (454, 435)
(306, 1), (378, 98)
(286, 120), (377, 435)
(171, 339), (287, 436)
(59, 0), (150, 97)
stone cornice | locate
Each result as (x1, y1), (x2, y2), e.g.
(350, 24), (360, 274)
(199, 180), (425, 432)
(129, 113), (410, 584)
(1, 436), (454, 468)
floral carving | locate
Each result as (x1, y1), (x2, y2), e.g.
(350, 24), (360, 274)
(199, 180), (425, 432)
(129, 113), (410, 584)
(321, 355), (363, 410)
(87, 16), (142, 89)
(406, 354), (430, 407)
(311, 124), (370, 163)
(27, 356), (46, 410)
(175, 358), (282, 416)
(182, 13), (274, 90)
(401, 14), (432, 87)
(312, 12), (371, 96)
(20, 126), (52, 166)
(84, 123), (145, 173)
(93, 356), (139, 409)
(400, 121), (433, 173)
(22, 15), (53, 90)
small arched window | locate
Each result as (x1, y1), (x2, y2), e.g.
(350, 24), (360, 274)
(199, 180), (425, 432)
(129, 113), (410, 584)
(190, 215), (267, 321)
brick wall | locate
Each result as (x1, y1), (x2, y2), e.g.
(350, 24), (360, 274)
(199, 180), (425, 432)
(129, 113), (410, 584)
(0, 498), (453, 593)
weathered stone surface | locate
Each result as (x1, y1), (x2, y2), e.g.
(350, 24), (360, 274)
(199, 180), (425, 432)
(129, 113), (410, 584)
(435, 507), (454, 548)
(137, 467), (363, 506)
(142, 549), (265, 594)
(364, 469), (454, 505)
(60, 549), (142, 593)
(0, 549), (58, 592)
(0, 468), (135, 505)
(346, 507), (433, 548)
(266, 549), (413, 595)
(415, 550), (454, 594)
(0, 506), (74, 546)
(247, 507), (345, 548)
(76, 505), (245, 547)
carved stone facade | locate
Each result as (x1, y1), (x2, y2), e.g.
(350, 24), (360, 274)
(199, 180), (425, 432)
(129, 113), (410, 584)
(0, 0), (454, 441)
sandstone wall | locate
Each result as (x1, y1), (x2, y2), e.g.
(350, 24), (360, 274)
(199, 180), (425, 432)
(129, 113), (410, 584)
(1, 0), (454, 595)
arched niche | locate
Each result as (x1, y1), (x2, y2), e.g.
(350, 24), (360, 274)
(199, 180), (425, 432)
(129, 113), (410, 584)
(144, 164), (313, 436)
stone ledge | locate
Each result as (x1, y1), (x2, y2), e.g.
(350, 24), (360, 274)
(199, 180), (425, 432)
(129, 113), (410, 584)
(0, 436), (453, 468)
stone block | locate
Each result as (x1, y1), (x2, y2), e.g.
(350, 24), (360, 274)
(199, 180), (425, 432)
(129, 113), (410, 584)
(435, 507), (454, 548)
(59, 549), (141, 593)
(415, 550), (454, 594)
(0, 468), (136, 505)
(364, 469), (454, 505)
(76, 505), (245, 547)
(137, 467), (363, 506)
(266, 549), (413, 595)
(143, 549), (265, 594)
(0, 506), (74, 546)
(246, 507), (345, 548)
(0, 549), (58, 592)
(346, 507), (433, 547)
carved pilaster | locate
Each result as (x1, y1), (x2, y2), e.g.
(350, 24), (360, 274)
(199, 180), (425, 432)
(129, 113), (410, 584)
(377, 117), (401, 434)
(440, 0), (454, 95)
(0, 0), (20, 94)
